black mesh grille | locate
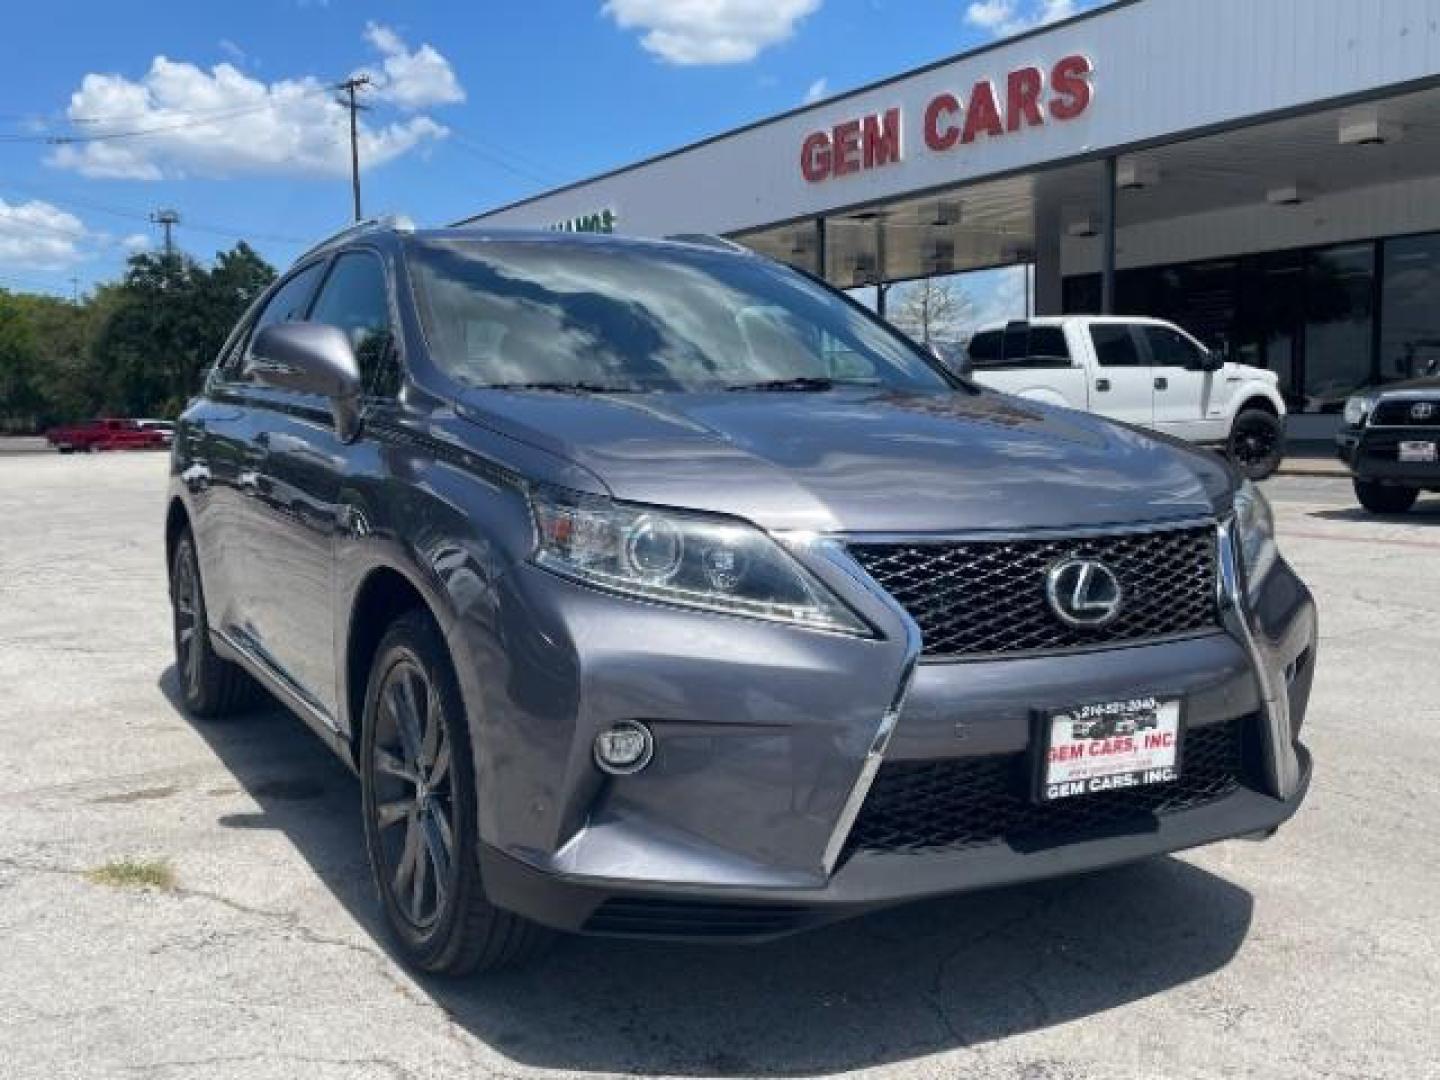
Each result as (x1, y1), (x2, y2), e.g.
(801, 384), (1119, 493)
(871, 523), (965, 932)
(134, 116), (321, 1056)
(1371, 397), (1440, 427)
(844, 717), (1250, 858)
(848, 525), (1218, 658)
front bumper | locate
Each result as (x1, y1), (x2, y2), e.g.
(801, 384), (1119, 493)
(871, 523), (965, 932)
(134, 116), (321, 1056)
(457, 535), (1317, 941)
(1337, 426), (1440, 487)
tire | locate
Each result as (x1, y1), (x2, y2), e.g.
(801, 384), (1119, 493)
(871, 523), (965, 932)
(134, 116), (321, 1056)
(1354, 480), (1419, 515)
(1227, 409), (1285, 481)
(169, 529), (259, 717)
(360, 610), (549, 975)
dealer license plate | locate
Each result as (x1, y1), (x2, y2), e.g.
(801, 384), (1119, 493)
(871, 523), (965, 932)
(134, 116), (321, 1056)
(1399, 441), (1437, 463)
(1039, 697), (1182, 802)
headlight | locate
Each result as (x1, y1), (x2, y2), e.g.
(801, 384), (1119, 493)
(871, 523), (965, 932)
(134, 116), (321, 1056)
(1232, 480), (1278, 594)
(528, 487), (871, 636)
(1343, 392), (1377, 427)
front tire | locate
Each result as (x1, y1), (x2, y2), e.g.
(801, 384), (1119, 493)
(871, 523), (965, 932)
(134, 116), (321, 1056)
(360, 610), (548, 975)
(169, 529), (258, 717)
(1354, 480), (1418, 515)
(1228, 409), (1285, 480)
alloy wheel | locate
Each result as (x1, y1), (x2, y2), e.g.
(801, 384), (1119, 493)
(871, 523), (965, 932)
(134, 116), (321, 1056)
(370, 658), (457, 930)
(1231, 415), (1282, 478)
(171, 547), (203, 700)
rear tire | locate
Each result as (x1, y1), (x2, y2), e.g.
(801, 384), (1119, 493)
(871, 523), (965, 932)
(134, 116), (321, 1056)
(360, 610), (549, 975)
(1227, 409), (1285, 480)
(169, 529), (259, 717)
(1354, 480), (1418, 515)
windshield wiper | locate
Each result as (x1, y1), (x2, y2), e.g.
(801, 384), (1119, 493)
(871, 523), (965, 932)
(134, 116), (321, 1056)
(725, 376), (880, 392)
(478, 381), (640, 394)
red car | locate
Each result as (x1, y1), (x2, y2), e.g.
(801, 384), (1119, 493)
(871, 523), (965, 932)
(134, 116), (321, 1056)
(46, 418), (170, 454)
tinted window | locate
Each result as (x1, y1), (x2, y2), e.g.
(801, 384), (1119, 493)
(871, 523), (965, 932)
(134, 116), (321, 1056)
(228, 262), (325, 380)
(967, 327), (1070, 370)
(967, 330), (1001, 364)
(1143, 325), (1205, 368)
(1090, 325), (1145, 367)
(406, 239), (950, 393)
(1028, 327), (1071, 362)
(309, 252), (397, 398)
(1382, 232), (1440, 382)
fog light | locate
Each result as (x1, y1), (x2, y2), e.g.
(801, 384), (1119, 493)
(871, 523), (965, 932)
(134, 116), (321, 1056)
(593, 721), (654, 775)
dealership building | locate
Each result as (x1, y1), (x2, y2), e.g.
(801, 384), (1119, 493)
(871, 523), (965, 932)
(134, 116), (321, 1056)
(463, 0), (1440, 434)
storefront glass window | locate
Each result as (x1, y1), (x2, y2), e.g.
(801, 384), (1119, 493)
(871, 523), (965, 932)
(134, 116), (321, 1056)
(1302, 243), (1375, 411)
(1381, 232), (1440, 383)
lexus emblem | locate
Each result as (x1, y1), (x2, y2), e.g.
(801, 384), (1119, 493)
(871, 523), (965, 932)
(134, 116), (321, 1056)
(1412, 402), (1436, 421)
(1046, 559), (1124, 628)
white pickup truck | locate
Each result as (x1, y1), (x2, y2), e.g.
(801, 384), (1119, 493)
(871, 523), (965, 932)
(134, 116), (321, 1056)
(962, 317), (1288, 479)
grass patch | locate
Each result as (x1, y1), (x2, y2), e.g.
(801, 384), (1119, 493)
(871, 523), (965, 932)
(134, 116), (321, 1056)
(85, 858), (175, 891)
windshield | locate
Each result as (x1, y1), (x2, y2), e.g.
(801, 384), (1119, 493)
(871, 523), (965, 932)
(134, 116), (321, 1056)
(405, 238), (953, 393)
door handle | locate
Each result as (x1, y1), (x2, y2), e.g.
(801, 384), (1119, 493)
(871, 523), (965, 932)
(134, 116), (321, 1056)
(1154, 377), (1169, 391)
(1096, 378), (1111, 393)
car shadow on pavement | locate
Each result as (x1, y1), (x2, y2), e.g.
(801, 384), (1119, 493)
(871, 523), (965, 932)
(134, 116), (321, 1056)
(1309, 502), (1440, 525)
(160, 666), (1256, 1076)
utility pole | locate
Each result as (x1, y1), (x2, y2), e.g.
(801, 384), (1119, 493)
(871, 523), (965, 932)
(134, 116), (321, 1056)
(335, 75), (371, 222)
(69, 276), (80, 306)
(150, 208), (180, 259)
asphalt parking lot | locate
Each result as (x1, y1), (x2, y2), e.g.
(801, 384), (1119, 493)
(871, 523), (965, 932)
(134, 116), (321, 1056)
(1, 452), (1437, 1080)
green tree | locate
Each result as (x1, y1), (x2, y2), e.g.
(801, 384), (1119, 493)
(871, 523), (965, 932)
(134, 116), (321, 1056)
(0, 292), (43, 432)
(92, 242), (275, 418)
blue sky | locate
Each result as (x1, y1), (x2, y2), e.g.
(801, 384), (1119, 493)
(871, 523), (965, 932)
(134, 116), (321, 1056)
(0, 0), (1096, 306)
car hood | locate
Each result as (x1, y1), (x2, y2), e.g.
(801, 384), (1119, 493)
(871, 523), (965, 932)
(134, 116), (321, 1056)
(1375, 375), (1440, 395)
(456, 387), (1233, 534)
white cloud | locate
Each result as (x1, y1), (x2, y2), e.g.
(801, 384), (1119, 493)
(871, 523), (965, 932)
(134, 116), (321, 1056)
(603, 0), (822, 65)
(357, 22), (465, 109)
(804, 77), (828, 104)
(47, 26), (460, 181)
(121, 233), (151, 253)
(0, 198), (90, 271)
(964, 0), (1080, 38)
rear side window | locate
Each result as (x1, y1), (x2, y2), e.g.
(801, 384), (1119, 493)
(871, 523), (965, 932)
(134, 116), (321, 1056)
(309, 252), (398, 398)
(968, 326), (1072, 370)
(1090, 325), (1145, 367)
(223, 261), (326, 381)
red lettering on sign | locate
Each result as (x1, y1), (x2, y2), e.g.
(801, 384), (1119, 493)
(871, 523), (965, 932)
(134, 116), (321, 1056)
(863, 108), (902, 169)
(962, 80), (1004, 143)
(800, 131), (832, 182)
(924, 93), (962, 151)
(1050, 54), (1093, 121)
(832, 120), (862, 176)
(1007, 66), (1046, 131)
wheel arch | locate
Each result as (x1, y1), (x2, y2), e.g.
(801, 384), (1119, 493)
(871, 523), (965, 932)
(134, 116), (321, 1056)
(1234, 394), (1281, 419)
(343, 564), (448, 760)
(164, 497), (191, 573)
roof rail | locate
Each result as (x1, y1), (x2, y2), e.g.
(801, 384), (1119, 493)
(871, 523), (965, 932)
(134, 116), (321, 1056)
(664, 233), (752, 255)
(295, 214), (415, 263)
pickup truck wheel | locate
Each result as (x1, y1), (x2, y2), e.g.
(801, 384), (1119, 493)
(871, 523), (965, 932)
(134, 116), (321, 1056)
(1354, 480), (1418, 515)
(169, 530), (259, 718)
(1227, 410), (1284, 480)
(360, 611), (550, 975)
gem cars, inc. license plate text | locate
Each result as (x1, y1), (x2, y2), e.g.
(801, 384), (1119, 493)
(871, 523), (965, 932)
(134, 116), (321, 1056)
(1040, 697), (1181, 802)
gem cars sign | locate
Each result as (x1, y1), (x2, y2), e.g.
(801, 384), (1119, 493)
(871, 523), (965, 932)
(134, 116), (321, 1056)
(800, 54), (1093, 184)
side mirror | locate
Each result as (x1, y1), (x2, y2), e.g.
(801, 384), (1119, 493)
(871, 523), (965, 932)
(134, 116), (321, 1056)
(247, 322), (363, 441)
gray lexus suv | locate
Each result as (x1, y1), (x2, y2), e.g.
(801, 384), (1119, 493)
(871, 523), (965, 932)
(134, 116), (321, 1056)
(166, 221), (1316, 974)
